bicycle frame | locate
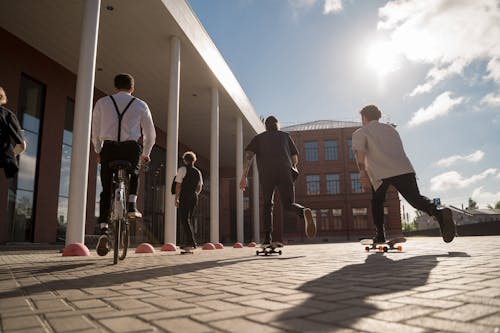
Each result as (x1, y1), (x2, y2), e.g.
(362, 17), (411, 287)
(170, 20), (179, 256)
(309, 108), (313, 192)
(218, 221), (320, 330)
(109, 163), (130, 264)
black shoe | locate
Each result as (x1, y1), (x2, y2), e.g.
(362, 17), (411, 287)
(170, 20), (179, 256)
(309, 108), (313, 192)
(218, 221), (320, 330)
(261, 236), (272, 248)
(372, 234), (386, 244)
(127, 202), (142, 219)
(96, 228), (109, 256)
(435, 207), (456, 243)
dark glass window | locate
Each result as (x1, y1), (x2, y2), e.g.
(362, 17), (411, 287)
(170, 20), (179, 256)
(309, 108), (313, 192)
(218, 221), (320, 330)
(326, 174), (340, 194)
(351, 173), (363, 193)
(9, 74), (45, 242)
(347, 139), (355, 160)
(306, 175), (320, 195)
(304, 141), (318, 161)
(324, 140), (338, 160)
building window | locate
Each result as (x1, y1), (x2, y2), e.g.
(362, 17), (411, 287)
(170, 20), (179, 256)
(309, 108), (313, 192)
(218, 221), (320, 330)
(56, 98), (74, 242)
(347, 139), (355, 160)
(332, 209), (342, 230)
(324, 140), (338, 160)
(384, 206), (389, 225)
(8, 74), (46, 242)
(318, 209), (330, 231)
(326, 174), (340, 195)
(304, 141), (319, 161)
(306, 175), (320, 195)
(350, 173), (363, 193)
(353, 208), (368, 229)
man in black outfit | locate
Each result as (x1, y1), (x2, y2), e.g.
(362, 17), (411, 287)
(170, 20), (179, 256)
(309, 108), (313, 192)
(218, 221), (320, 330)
(174, 151), (203, 252)
(240, 116), (316, 246)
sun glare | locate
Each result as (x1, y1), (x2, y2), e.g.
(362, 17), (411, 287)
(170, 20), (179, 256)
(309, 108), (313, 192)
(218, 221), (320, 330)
(365, 41), (400, 78)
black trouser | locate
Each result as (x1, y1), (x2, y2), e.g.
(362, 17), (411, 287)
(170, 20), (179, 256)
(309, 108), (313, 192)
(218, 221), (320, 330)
(261, 167), (304, 239)
(99, 140), (142, 224)
(178, 193), (198, 247)
(372, 173), (438, 229)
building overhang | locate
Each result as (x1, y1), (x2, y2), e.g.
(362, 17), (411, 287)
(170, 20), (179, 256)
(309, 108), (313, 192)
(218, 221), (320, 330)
(0, 0), (264, 166)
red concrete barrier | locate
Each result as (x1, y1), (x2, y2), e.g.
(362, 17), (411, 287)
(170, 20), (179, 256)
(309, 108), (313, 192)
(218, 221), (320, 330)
(160, 243), (177, 251)
(135, 243), (155, 253)
(62, 243), (90, 257)
(247, 242), (256, 247)
(202, 243), (216, 250)
(215, 243), (224, 249)
(233, 242), (243, 248)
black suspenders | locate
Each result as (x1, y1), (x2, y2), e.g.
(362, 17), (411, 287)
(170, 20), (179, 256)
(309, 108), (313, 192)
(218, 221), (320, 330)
(109, 95), (136, 141)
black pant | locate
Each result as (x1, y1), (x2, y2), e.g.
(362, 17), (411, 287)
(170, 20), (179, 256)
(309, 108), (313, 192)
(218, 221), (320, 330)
(178, 193), (198, 247)
(99, 140), (142, 224)
(372, 173), (438, 229)
(261, 167), (304, 238)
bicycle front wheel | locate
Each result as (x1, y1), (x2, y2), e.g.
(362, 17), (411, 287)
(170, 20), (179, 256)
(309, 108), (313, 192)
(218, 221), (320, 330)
(113, 218), (121, 265)
(118, 219), (129, 260)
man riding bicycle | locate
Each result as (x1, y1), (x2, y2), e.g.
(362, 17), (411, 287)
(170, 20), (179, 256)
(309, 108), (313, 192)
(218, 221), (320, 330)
(92, 73), (156, 256)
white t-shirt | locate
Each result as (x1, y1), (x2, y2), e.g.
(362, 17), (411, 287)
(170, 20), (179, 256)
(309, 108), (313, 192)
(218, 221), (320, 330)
(352, 120), (415, 190)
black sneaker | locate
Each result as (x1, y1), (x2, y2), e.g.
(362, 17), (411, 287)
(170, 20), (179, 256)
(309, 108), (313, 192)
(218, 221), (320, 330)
(127, 202), (142, 219)
(372, 234), (386, 244)
(303, 208), (317, 238)
(96, 228), (109, 256)
(261, 237), (272, 248)
(435, 207), (456, 243)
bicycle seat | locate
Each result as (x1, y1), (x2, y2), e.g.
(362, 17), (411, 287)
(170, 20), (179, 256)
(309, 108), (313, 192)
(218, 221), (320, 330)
(109, 160), (132, 171)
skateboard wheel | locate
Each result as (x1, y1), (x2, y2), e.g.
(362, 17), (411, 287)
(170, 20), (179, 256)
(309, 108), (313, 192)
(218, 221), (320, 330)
(397, 245), (403, 251)
(378, 246), (383, 252)
(278, 250), (282, 255)
(256, 250), (259, 255)
(364, 246), (370, 252)
(383, 246), (388, 252)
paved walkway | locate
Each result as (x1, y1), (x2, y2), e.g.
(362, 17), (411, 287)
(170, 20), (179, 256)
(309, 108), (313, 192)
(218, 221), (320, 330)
(1, 236), (499, 333)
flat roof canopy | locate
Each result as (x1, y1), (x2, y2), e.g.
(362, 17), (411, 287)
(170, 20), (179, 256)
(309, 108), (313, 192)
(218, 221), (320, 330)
(0, 0), (264, 167)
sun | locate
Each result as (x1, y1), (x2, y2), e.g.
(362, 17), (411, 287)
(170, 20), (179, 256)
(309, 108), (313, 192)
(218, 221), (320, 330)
(365, 40), (400, 77)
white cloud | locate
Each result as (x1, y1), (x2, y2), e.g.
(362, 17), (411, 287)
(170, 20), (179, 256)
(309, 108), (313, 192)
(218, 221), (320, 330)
(323, 0), (343, 14)
(430, 168), (498, 192)
(471, 187), (500, 208)
(408, 91), (464, 127)
(480, 92), (500, 107)
(288, 0), (343, 15)
(436, 150), (485, 167)
(378, 0), (500, 96)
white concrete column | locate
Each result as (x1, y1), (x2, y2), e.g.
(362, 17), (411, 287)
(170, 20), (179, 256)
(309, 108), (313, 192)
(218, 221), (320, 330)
(210, 87), (219, 243)
(164, 36), (181, 244)
(235, 116), (244, 243)
(252, 158), (260, 243)
(66, 0), (100, 246)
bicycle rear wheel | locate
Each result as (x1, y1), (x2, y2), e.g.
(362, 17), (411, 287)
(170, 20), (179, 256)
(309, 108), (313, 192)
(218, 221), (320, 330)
(113, 218), (121, 265)
(118, 219), (129, 260)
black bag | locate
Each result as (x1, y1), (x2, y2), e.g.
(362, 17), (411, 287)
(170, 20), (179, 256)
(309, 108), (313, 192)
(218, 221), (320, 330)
(171, 177), (176, 195)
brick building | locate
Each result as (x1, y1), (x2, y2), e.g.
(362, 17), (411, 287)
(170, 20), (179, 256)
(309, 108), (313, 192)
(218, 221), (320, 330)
(278, 120), (403, 242)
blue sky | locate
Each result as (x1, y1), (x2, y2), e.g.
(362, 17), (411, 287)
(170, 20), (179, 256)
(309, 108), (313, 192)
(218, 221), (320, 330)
(189, 0), (500, 215)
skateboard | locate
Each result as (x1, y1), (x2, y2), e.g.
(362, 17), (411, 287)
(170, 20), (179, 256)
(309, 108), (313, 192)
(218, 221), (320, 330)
(256, 243), (283, 256)
(360, 237), (406, 253)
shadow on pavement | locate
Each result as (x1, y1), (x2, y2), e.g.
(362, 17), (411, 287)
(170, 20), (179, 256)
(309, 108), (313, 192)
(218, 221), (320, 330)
(0, 255), (265, 299)
(275, 251), (470, 332)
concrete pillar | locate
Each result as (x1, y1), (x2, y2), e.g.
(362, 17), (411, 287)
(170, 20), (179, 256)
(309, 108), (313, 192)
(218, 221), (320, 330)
(164, 36), (180, 244)
(65, 0), (100, 245)
(235, 116), (244, 243)
(252, 158), (260, 243)
(210, 87), (219, 243)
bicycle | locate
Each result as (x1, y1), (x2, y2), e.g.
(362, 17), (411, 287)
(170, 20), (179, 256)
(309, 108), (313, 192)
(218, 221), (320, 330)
(108, 160), (132, 264)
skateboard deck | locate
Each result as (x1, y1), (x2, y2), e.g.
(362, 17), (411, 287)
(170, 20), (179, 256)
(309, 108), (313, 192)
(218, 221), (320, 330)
(180, 247), (195, 255)
(360, 237), (406, 252)
(256, 242), (283, 256)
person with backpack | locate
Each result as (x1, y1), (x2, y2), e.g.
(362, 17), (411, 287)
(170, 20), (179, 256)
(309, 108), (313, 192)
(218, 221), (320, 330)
(0, 86), (26, 179)
(174, 151), (203, 252)
(91, 73), (156, 256)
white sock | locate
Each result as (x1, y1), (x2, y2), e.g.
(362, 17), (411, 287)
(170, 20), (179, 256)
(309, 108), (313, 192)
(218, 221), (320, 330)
(128, 194), (137, 203)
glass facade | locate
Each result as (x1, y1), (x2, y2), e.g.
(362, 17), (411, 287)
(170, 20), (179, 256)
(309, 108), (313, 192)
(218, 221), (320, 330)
(56, 98), (74, 242)
(8, 75), (45, 242)
(318, 209), (330, 231)
(304, 141), (318, 161)
(331, 208), (342, 230)
(352, 207), (368, 229)
(347, 139), (355, 160)
(326, 173), (340, 194)
(306, 174), (320, 195)
(324, 140), (338, 160)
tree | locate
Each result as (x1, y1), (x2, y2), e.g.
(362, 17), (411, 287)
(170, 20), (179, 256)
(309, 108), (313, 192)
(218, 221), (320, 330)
(468, 198), (478, 209)
(496, 201), (500, 209)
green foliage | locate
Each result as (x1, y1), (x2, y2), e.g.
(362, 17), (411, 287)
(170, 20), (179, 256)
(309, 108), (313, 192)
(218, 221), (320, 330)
(468, 198), (478, 209)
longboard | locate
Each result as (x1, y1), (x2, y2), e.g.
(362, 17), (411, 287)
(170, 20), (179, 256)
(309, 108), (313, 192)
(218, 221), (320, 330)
(256, 242), (283, 256)
(360, 237), (406, 252)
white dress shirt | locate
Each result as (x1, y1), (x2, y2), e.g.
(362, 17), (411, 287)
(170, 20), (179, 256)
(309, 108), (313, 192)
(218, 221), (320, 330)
(92, 91), (156, 156)
(352, 120), (415, 190)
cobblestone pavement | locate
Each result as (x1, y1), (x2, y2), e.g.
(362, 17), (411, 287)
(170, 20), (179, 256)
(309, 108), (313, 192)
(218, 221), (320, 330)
(1, 236), (500, 332)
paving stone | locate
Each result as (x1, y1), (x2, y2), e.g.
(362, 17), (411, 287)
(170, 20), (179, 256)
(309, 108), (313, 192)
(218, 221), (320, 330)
(2, 314), (45, 331)
(406, 316), (494, 332)
(153, 317), (213, 332)
(433, 303), (500, 322)
(99, 316), (156, 332)
(211, 318), (282, 333)
(46, 315), (96, 332)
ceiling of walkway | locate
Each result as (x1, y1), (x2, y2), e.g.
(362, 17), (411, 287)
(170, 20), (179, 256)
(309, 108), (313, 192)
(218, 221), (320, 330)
(0, 0), (264, 167)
